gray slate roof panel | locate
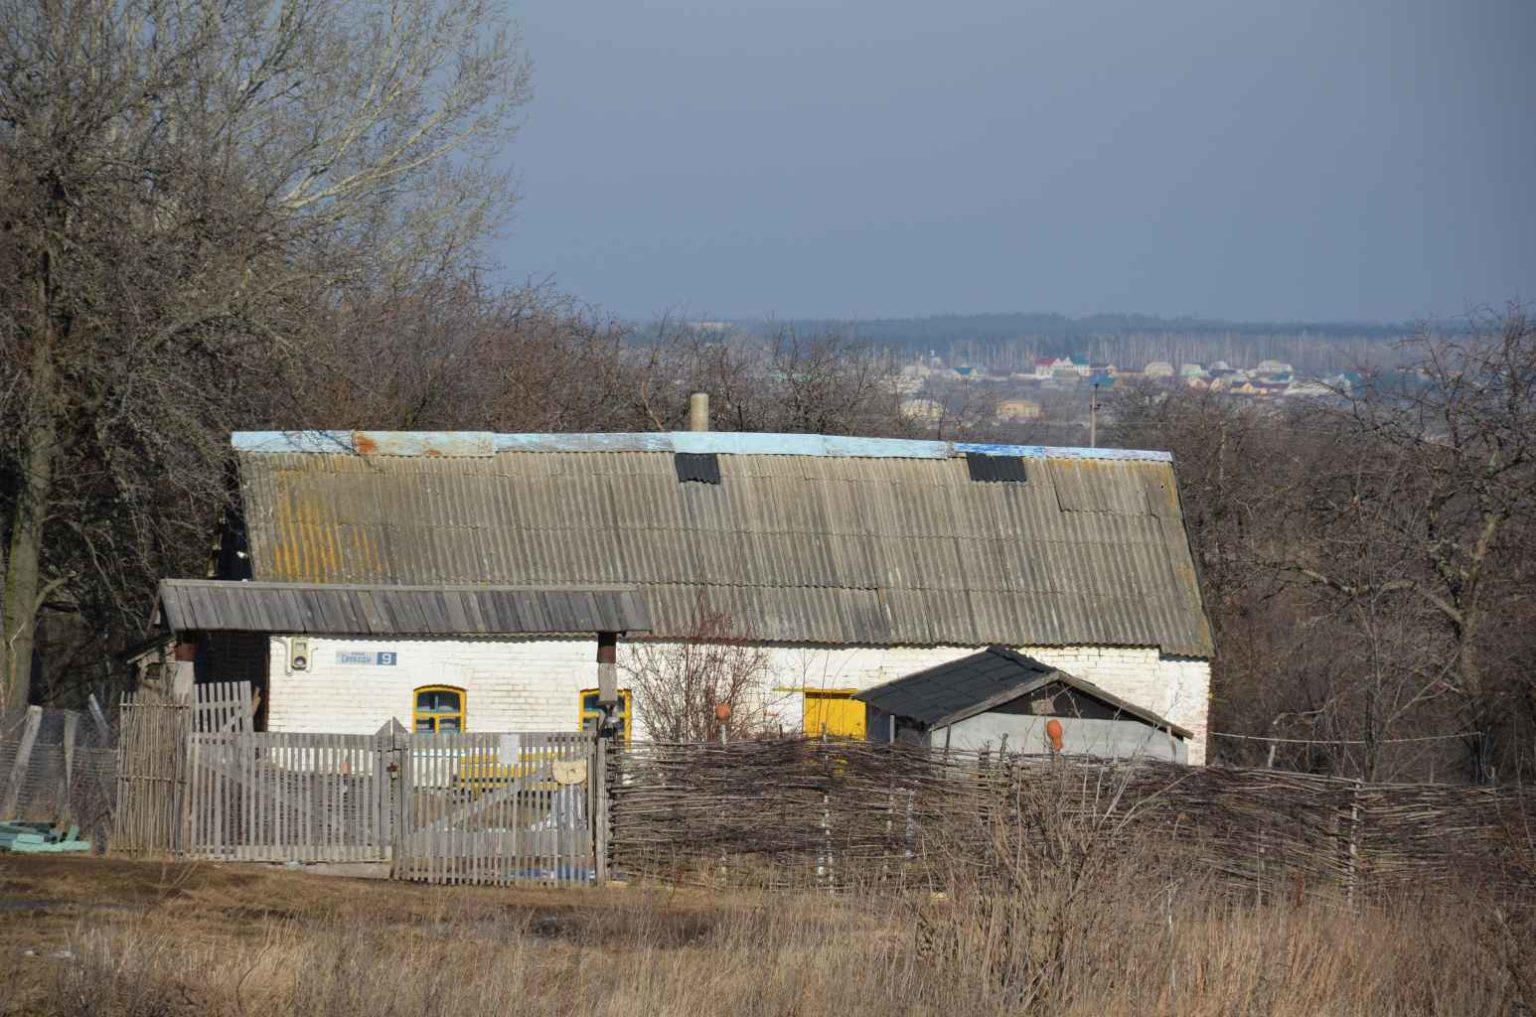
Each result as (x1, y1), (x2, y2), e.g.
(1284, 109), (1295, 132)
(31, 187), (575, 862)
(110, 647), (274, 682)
(232, 435), (1213, 655)
(157, 580), (651, 637)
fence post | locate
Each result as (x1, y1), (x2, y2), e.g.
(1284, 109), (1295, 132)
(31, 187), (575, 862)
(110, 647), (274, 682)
(86, 694), (111, 743)
(0, 705), (43, 817)
(113, 696), (130, 847)
(59, 711), (79, 821)
(374, 726), (391, 860)
(1344, 777), (1363, 911)
(174, 696), (192, 855)
(817, 730), (834, 890)
(391, 728), (411, 880)
(591, 734), (609, 883)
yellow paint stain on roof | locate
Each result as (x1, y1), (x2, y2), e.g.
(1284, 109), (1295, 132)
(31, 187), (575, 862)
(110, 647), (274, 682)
(348, 524), (380, 576)
(274, 473), (347, 581)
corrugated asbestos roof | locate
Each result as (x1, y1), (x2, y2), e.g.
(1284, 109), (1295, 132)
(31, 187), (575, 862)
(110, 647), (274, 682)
(156, 580), (651, 636)
(855, 647), (1060, 726)
(855, 646), (1192, 736)
(229, 431), (1213, 656)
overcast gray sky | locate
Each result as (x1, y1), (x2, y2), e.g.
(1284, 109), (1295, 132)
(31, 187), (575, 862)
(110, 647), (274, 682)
(498, 0), (1534, 323)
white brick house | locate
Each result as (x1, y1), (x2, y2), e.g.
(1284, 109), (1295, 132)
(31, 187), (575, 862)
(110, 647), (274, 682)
(164, 429), (1214, 762)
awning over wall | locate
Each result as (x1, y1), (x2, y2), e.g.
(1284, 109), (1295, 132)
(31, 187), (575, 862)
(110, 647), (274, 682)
(154, 579), (651, 637)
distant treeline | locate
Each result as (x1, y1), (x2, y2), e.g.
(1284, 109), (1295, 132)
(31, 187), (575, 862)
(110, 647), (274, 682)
(736, 313), (1426, 376)
(742, 312), (1416, 345)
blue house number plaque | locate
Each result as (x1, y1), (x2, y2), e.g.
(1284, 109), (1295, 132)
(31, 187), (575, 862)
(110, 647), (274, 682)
(334, 650), (399, 666)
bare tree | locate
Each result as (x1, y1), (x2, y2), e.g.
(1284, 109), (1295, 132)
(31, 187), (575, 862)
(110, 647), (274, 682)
(0, 0), (529, 706)
(622, 607), (781, 742)
(1112, 308), (1536, 781)
(1294, 307), (1536, 781)
(314, 280), (649, 434)
(638, 325), (910, 437)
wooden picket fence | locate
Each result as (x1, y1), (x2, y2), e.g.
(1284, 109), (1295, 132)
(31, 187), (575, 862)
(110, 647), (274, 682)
(167, 723), (603, 884)
(194, 682), (256, 735)
(184, 731), (392, 863)
(111, 714), (1536, 900)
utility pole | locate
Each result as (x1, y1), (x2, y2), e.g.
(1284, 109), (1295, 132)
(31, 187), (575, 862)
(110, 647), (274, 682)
(1089, 381), (1100, 448)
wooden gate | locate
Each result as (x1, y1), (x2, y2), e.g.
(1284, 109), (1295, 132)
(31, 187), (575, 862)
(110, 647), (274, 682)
(394, 731), (599, 886)
(184, 730), (393, 862)
(178, 727), (603, 885)
(114, 693), (191, 853)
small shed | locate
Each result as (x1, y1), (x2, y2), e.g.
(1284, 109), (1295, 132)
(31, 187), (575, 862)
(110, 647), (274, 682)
(855, 646), (1191, 763)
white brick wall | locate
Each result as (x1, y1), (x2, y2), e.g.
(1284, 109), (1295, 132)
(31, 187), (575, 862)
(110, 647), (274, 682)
(266, 636), (1211, 764)
(267, 635), (600, 735)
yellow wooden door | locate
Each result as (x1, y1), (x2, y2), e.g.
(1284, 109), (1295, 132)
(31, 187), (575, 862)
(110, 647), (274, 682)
(803, 690), (866, 739)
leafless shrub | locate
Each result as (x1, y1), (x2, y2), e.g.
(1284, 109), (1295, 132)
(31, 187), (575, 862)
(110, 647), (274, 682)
(911, 759), (1180, 1012)
(622, 607), (782, 742)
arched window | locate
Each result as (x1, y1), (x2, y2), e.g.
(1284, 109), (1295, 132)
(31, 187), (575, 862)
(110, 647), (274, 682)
(414, 685), (466, 732)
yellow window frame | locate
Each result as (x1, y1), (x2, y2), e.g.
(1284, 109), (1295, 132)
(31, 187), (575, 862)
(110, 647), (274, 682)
(580, 687), (633, 743)
(413, 684), (467, 733)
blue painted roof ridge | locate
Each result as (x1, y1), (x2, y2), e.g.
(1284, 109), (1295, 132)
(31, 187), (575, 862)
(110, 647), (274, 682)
(230, 430), (1172, 463)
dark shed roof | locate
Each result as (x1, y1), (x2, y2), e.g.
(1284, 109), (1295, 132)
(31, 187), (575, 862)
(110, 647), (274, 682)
(227, 430), (1213, 655)
(855, 646), (1192, 737)
(155, 580), (651, 637)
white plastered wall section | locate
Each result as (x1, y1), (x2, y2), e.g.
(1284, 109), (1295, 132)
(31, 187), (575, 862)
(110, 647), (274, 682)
(266, 635), (599, 736)
(266, 637), (1212, 764)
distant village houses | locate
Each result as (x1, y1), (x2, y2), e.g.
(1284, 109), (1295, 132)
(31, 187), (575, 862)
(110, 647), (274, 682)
(1032, 355), (1091, 380)
(994, 397), (1042, 422)
(908, 348), (1351, 408)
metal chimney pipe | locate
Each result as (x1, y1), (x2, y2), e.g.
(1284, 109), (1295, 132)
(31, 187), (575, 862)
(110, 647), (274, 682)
(688, 392), (710, 432)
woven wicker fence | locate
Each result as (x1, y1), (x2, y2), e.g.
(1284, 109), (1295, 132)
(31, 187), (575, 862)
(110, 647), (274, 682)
(606, 738), (1536, 902)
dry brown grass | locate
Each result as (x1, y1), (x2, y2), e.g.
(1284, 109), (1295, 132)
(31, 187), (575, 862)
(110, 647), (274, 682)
(0, 856), (1530, 1016)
